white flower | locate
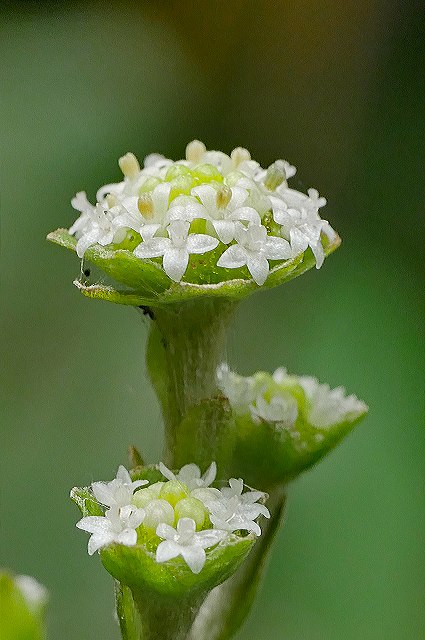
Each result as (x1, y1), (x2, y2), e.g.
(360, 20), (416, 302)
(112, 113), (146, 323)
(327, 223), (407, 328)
(270, 200), (327, 269)
(191, 184), (260, 244)
(164, 195), (207, 224)
(299, 376), (368, 429)
(158, 461), (217, 491)
(73, 203), (125, 258)
(15, 575), (48, 612)
(113, 182), (172, 237)
(205, 478), (270, 537)
(216, 363), (257, 414)
(217, 222), (292, 285)
(156, 518), (227, 574)
(76, 504), (145, 555)
(133, 220), (219, 282)
(69, 191), (95, 237)
(91, 465), (148, 508)
(250, 391), (298, 427)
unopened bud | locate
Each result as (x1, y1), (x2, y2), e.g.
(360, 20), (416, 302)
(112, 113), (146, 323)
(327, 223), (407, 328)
(138, 194), (154, 218)
(174, 497), (206, 530)
(264, 160), (287, 191)
(119, 152), (140, 178)
(231, 147), (251, 169)
(186, 140), (206, 163)
(216, 185), (232, 209)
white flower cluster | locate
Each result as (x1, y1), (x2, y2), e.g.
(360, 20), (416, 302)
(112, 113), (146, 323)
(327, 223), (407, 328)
(217, 364), (368, 431)
(69, 141), (336, 285)
(76, 463), (269, 574)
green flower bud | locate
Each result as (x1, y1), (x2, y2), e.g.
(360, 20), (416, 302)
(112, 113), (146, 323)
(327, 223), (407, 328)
(159, 480), (189, 506)
(174, 497), (207, 530)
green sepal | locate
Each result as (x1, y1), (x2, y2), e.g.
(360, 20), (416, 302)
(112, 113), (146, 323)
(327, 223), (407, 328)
(70, 486), (103, 517)
(100, 533), (255, 599)
(47, 228), (340, 307)
(0, 572), (47, 640)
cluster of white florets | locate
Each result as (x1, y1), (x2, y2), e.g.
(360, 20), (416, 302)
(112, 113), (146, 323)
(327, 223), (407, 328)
(76, 462), (269, 574)
(217, 364), (368, 433)
(69, 141), (336, 285)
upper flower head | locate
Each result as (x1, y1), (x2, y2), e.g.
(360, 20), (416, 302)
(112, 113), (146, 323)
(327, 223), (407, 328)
(48, 142), (340, 306)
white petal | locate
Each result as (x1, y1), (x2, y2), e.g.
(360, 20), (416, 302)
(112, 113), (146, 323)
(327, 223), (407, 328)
(134, 237), (170, 258)
(228, 186), (248, 211)
(76, 229), (101, 258)
(177, 518), (197, 536)
(156, 523), (177, 540)
(76, 516), (111, 535)
(91, 483), (115, 507)
(185, 234), (219, 255)
(217, 245), (248, 269)
(194, 529), (227, 549)
(140, 224), (161, 241)
(246, 255), (270, 285)
(96, 182), (125, 202)
(289, 227), (309, 256)
(201, 462), (217, 487)
(116, 465), (132, 484)
(156, 540), (181, 563)
(163, 247), (189, 282)
(192, 184), (218, 211)
(88, 533), (113, 555)
(117, 529), (138, 546)
(181, 545), (206, 574)
(158, 462), (176, 482)
(264, 236), (292, 260)
(230, 207), (260, 224)
(212, 220), (236, 244)
(311, 239), (325, 269)
(151, 182), (172, 214)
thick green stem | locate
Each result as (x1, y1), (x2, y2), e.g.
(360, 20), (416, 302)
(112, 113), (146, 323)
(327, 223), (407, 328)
(146, 298), (237, 465)
(131, 591), (203, 640)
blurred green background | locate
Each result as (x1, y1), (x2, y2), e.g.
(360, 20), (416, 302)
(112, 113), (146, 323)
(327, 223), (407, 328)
(1, 1), (424, 638)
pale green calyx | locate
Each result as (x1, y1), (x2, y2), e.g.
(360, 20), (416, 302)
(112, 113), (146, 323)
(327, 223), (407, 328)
(47, 141), (340, 307)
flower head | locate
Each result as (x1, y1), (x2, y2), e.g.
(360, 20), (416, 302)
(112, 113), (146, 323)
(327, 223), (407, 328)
(50, 141), (340, 300)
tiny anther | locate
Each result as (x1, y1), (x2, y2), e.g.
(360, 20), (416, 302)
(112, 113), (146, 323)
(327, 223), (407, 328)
(186, 140), (206, 164)
(138, 194), (154, 218)
(216, 185), (232, 209)
(119, 152), (140, 178)
(231, 147), (251, 169)
(264, 160), (287, 191)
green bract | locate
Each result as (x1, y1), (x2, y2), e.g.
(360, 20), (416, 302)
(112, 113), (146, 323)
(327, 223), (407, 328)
(47, 228), (339, 306)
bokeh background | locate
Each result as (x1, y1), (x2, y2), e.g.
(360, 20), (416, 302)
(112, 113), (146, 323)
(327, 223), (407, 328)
(1, 1), (424, 638)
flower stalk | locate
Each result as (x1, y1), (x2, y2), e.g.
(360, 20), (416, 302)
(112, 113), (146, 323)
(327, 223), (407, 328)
(146, 298), (237, 466)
